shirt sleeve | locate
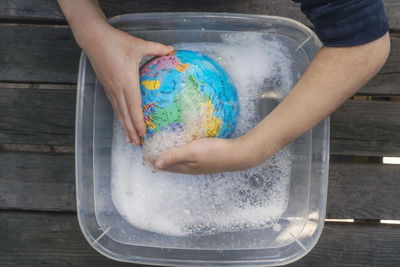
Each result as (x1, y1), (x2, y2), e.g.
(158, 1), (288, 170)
(293, 0), (389, 47)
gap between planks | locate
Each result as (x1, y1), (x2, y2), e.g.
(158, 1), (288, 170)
(353, 95), (400, 101)
(0, 82), (76, 90)
(1, 208), (399, 226)
(0, 22), (68, 28)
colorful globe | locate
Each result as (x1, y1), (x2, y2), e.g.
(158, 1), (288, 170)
(139, 50), (239, 143)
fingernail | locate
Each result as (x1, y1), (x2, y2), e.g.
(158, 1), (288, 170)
(155, 159), (164, 169)
(132, 137), (139, 146)
(125, 136), (130, 143)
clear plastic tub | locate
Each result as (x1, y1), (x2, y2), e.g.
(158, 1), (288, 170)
(76, 13), (329, 266)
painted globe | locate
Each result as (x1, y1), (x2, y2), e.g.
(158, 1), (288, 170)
(139, 50), (239, 141)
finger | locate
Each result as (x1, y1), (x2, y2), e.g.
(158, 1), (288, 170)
(108, 94), (130, 143)
(116, 92), (141, 146)
(124, 74), (147, 137)
(161, 163), (197, 174)
(155, 146), (194, 170)
(142, 40), (174, 56)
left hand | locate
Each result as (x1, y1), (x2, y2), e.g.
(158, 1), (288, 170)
(152, 137), (253, 175)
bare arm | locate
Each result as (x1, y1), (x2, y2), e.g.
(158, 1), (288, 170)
(155, 32), (391, 173)
(58, 0), (173, 145)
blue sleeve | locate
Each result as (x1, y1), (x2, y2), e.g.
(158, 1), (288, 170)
(293, 0), (389, 47)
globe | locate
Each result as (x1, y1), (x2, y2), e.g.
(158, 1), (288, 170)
(139, 50), (239, 145)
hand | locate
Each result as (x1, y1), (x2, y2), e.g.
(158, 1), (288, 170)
(153, 137), (254, 175)
(84, 24), (174, 145)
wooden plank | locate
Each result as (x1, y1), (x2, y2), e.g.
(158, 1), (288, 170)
(359, 34), (400, 96)
(289, 222), (400, 267)
(0, 211), (399, 266)
(0, 0), (65, 23)
(0, 24), (399, 95)
(0, 153), (75, 211)
(0, 24), (80, 83)
(0, 0), (399, 32)
(330, 100), (400, 156)
(0, 87), (75, 146)
(0, 211), (134, 267)
(327, 162), (400, 220)
(384, 0), (400, 32)
(2, 152), (400, 221)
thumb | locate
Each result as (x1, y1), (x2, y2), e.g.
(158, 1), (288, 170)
(143, 40), (174, 56)
(155, 146), (191, 169)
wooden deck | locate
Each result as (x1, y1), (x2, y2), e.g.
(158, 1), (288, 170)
(0, 0), (399, 266)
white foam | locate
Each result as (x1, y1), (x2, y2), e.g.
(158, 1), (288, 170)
(111, 32), (294, 237)
(142, 81), (219, 161)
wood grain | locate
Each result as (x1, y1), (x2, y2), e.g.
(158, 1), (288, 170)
(0, 24), (80, 83)
(360, 35), (400, 96)
(289, 222), (400, 267)
(327, 163), (400, 220)
(0, 211), (134, 267)
(0, 87), (75, 146)
(330, 100), (400, 156)
(0, 211), (399, 266)
(0, 153), (75, 211)
(0, 0), (65, 22)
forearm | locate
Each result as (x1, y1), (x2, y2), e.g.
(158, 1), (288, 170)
(241, 32), (391, 167)
(57, 0), (110, 50)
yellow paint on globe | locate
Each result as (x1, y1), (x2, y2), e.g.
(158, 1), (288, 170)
(141, 79), (161, 90)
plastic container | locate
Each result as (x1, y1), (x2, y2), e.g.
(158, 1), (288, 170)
(76, 13), (329, 266)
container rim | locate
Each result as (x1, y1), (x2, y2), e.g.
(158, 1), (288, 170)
(108, 12), (321, 45)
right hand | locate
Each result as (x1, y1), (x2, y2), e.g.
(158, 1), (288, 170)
(84, 24), (174, 145)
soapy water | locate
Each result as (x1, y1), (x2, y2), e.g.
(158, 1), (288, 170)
(111, 32), (294, 237)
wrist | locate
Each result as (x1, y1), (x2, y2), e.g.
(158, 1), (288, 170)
(236, 126), (281, 169)
(75, 19), (113, 52)
(231, 135), (263, 170)
(58, 0), (110, 51)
